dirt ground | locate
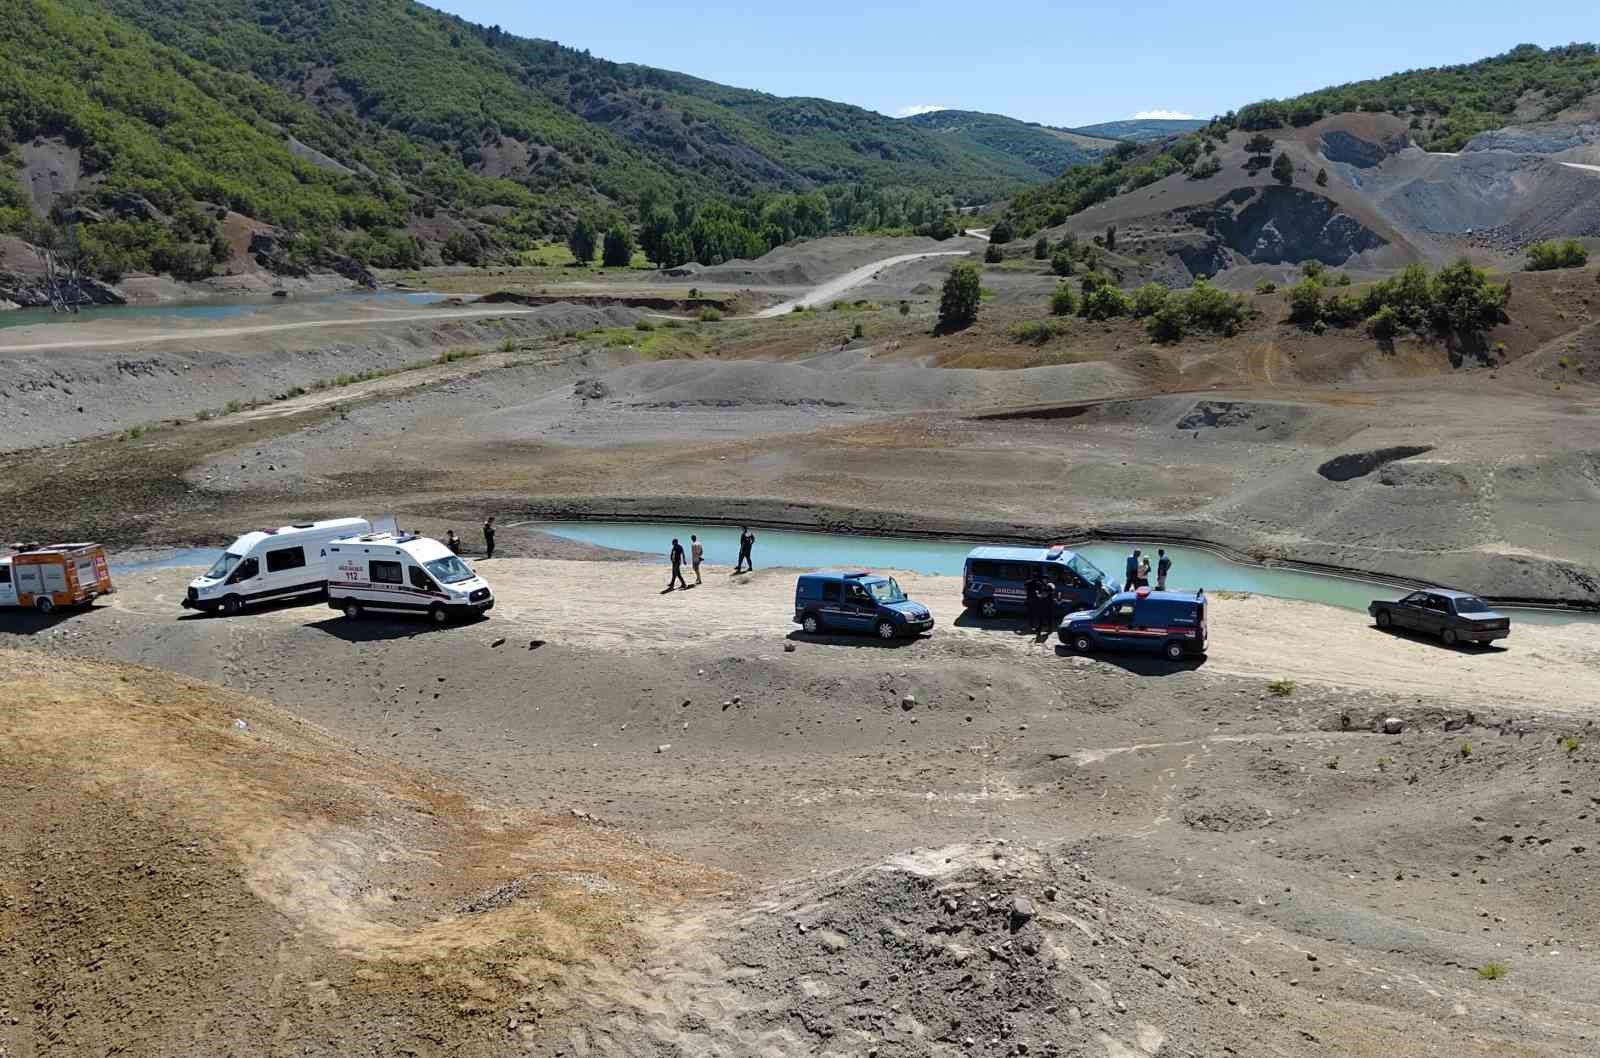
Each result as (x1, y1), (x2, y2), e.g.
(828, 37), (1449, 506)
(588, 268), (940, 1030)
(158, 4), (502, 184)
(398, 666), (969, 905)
(5, 559), (1599, 1057)
(4, 237), (1600, 1057)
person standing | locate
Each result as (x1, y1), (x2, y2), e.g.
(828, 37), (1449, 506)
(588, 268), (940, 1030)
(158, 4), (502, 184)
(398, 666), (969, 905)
(690, 534), (705, 585)
(734, 526), (755, 574)
(1123, 548), (1141, 592)
(1028, 570), (1054, 637)
(667, 538), (688, 591)
(482, 516), (496, 560)
(1156, 549), (1172, 591)
(445, 530), (461, 554)
(1136, 555), (1152, 589)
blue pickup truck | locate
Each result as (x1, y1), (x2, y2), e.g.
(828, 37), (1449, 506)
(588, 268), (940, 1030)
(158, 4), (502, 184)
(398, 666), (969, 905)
(794, 571), (934, 640)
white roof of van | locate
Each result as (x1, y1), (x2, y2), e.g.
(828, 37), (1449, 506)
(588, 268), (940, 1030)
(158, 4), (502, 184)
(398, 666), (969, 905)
(226, 518), (369, 554)
(330, 532), (454, 563)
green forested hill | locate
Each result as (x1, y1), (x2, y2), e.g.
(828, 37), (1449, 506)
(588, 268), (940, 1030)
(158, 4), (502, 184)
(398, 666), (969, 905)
(98, 0), (1039, 199)
(901, 109), (1119, 177)
(1224, 43), (1600, 150)
(0, 0), (1036, 278)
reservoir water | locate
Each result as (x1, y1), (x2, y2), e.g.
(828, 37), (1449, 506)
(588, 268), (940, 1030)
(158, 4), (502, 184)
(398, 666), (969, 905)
(529, 520), (1596, 626)
(0, 290), (452, 331)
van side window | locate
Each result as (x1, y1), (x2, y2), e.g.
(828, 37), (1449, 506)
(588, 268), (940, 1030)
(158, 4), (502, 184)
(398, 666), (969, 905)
(227, 557), (259, 583)
(266, 546), (306, 573)
(370, 560), (403, 585)
(408, 566), (434, 591)
(1000, 564), (1027, 581)
(969, 560), (998, 579)
(0, 565), (9, 585)
(821, 581), (841, 603)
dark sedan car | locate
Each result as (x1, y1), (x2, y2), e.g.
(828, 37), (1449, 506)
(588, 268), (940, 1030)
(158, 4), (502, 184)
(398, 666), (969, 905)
(1369, 589), (1511, 647)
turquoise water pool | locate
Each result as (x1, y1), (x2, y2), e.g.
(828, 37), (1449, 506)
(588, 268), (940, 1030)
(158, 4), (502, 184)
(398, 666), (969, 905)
(529, 521), (1597, 626)
(0, 291), (452, 331)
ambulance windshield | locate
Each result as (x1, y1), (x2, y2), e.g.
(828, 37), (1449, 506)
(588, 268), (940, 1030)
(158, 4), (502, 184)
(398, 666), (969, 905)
(206, 552), (241, 579)
(426, 555), (475, 584)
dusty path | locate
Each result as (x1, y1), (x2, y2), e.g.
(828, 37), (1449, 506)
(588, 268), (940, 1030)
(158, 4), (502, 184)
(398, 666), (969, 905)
(754, 249), (973, 317)
(104, 558), (1599, 717)
(0, 305), (546, 353)
(1559, 162), (1600, 174)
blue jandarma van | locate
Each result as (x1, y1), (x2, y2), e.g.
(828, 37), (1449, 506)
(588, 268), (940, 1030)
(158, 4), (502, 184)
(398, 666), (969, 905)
(794, 571), (934, 640)
(962, 545), (1114, 619)
(1059, 587), (1208, 660)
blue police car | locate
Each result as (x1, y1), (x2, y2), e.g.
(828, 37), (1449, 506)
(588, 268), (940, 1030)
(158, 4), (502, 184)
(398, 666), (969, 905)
(794, 571), (934, 640)
(1058, 587), (1208, 661)
(962, 545), (1115, 619)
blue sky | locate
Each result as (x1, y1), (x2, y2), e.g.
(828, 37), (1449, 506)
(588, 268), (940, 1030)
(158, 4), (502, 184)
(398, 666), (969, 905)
(430, 1), (1593, 127)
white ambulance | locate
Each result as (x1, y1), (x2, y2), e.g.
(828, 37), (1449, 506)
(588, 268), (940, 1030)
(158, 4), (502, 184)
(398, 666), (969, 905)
(183, 517), (371, 615)
(325, 531), (494, 623)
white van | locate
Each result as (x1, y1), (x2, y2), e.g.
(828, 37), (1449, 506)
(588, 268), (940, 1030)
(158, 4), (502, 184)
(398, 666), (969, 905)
(0, 556), (15, 608)
(325, 532), (493, 624)
(183, 517), (371, 615)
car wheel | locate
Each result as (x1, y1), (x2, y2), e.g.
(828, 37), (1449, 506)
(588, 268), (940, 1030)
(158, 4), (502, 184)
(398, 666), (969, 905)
(980, 599), (998, 619)
(430, 604), (448, 625)
(1164, 641), (1186, 662)
(876, 620), (897, 640)
(344, 601), (362, 620)
(1375, 609), (1391, 629)
(35, 597), (55, 615)
(221, 595), (242, 616)
(1441, 628), (1458, 647)
(1073, 634), (1093, 653)
(801, 612), (820, 634)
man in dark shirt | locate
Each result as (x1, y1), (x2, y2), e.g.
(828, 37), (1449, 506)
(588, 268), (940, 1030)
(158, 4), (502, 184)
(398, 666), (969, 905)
(1123, 548), (1141, 592)
(734, 526), (755, 574)
(482, 516), (496, 560)
(667, 538), (689, 591)
(1157, 549), (1172, 591)
(1027, 570), (1054, 637)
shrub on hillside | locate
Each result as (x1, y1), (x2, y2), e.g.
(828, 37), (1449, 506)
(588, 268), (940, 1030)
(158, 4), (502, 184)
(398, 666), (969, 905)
(939, 262), (981, 328)
(1526, 239), (1588, 271)
(1315, 167), (1329, 187)
(1181, 280), (1247, 335)
(1322, 290), (1365, 327)
(1254, 279), (1277, 294)
(1272, 152), (1295, 185)
(989, 221), (1014, 245)
(1146, 301), (1187, 343)
(1132, 282), (1169, 318)
(984, 243), (1004, 264)
(567, 215), (598, 264)
(1050, 283), (1077, 316)
(1050, 250), (1075, 277)
(1079, 284), (1132, 320)
(1287, 277), (1324, 325)
(1187, 155), (1221, 180)
(1034, 236), (1050, 259)
(1367, 304), (1402, 340)
(1429, 258), (1509, 334)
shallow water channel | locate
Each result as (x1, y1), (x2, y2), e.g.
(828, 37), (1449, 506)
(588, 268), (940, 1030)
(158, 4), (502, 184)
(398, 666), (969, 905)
(0, 290), (452, 331)
(529, 521), (1596, 626)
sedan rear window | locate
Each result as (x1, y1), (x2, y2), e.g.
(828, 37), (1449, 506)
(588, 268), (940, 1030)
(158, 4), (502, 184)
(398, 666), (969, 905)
(1453, 596), (1491, 614)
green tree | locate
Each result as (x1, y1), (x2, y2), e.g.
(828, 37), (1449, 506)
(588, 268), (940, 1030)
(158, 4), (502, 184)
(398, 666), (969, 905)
(1367, 305), (1402, 340)
(640, 207), (677, 267)
(989, 221), (1014, 244)
(1050, 250), (1075, 277)
(1287, 276), (1324, 325)
(1050, 283), (1077, 316)
(1271, 152), (1295, 185)
(1430, 258), (1508, 334)
(1105, 224), (1117, 252)
(1181, 280), (1247, 335)
(1079, 284), (1131, 320)
(1526, 239), (1588, 270)
(1132, 282), (1168, 318)
(602, 223), (634, 267)
(1187, 155), (1221, 180)
(938, 262), (982, 328)
(984, 243), (1004, 264)
(1033, 236), (1049, 260)
(1147, 301), (1187, 343)
(1245, 133), (1275, 159)
(567, 215), (597, 264)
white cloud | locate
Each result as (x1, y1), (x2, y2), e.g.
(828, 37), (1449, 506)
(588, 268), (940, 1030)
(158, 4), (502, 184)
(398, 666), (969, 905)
(895, 104), (950, 118)
(1133, 109), (1197, 120)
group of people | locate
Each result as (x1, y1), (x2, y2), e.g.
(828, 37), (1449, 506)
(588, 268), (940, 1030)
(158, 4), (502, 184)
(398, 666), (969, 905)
(666, 526), (757, 592)
(1124, 547), (1172, 592)
(444, 517), (497, 559)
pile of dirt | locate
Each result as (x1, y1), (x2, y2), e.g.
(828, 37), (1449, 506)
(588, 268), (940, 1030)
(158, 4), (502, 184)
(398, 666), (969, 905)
(0, 649), (718, 1057)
